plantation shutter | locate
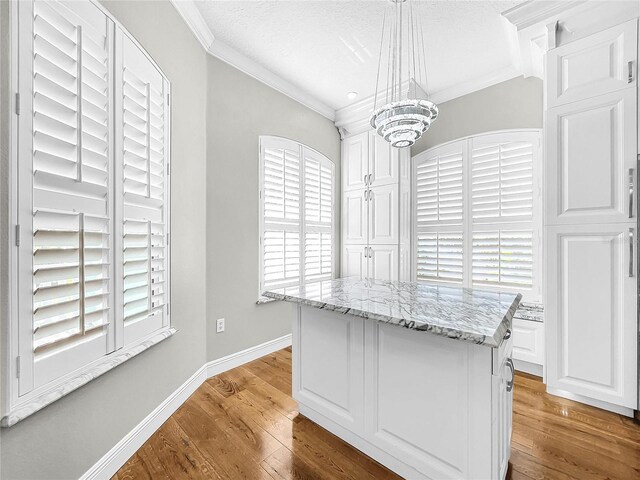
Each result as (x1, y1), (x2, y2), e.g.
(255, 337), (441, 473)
(116, 30), (171, 346)
(303, 149), (334, 282)
(470, 136), (535, 289)
(414, 146), (464, 284)
(261, 138), (302, 290)
(17, 0), (115, 392)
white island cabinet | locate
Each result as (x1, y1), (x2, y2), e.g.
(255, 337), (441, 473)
(264, 278), (521, 480)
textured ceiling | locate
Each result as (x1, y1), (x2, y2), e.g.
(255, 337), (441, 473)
(194, 0), (523, 110)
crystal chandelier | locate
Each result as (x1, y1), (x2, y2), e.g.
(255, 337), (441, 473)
(370, 0), (438, 148)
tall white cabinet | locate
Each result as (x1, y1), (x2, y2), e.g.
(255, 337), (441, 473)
(545, 19), (639, 413)
(341, 132), (410, 282)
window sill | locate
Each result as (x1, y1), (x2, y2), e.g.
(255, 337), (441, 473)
(256, 296), (277, 305)
(1, 327), (177, 427)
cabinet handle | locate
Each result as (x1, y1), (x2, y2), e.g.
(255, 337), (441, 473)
(364, 174), (368, 186)
(506, 358), (515, 392)
(630, 168), (635, 218)
(503, 328), (512, 340)
(629, 228), (634, 277)
(364, 190), (368, 201)
(370, 247), (373, 258)
(368, 173), (373, 185)
(628, 61), (634, 83)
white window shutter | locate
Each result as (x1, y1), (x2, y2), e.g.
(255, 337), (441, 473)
(261, 138), (302, 290)
(470, 136), (536, 291)
(304, 149), (334, 282)
(116, 30), (171, 347)
(18, 0), (115, 392)
(414, 146), (464, 285)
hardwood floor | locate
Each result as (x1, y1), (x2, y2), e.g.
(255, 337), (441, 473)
(114, 348), (640, 480)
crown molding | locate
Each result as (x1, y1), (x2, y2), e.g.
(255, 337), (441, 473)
(501, 0), (586, 31)
(170, 0), (214, 51)
(335, 65), (521, 136)
(170, 0), (335, 121)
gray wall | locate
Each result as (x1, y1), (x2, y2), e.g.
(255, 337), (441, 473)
(0, 1), (209, 478)
(411, 76), (543, 155)
(205, 56), (341, 361)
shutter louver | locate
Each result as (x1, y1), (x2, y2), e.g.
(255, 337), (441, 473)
(262, 141), (302, 289)
(471, 137), (536, 291)
(472, 231), (533, 288)
(304, 151), (334, 283)
(416, 232), (464, 284)
(471, 141), (533, 222)
(119, 33), (169, 346)
(26, 0), (114, 389)
(415, 152), (463, 225)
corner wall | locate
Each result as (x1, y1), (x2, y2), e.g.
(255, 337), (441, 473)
(205, 55), (341, 361)
(411, 76), (543, 155)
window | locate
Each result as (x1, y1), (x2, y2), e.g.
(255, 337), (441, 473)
(259, 136), (335, 295)
(6, 0), (171, 425)
(413, 130), (541, 301)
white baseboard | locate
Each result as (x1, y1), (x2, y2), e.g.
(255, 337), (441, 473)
(81, 334), (292, 479)
(206, 334), (292, 378)
(513, 359), (543, 377)
(546, 386), (635, 418)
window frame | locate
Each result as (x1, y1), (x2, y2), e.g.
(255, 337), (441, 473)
(411, 129), (543, 303)
(3, 0), (173, 427)
(258, 136), (337, 299)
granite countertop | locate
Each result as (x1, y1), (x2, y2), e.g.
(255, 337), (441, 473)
(263, 277), (522, 348)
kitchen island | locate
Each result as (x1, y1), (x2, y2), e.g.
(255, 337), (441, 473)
(264, 278), (522, 480)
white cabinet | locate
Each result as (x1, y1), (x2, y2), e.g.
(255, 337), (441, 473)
(369, 245), (399, 282)
(341, 131), (408, 281)
(343, 132), (369, 191)
(342, 245), (368, 279)
(369, 183), (399, 245)
(545, 89), (637, 225)
(547, 20), (637, 108)
(544, 18), (639, 415)
(341, 245), (399, 282)
(512, 319), (544, 368)
(371, 133), (399, 187)
(342, 189), (368, 244)
(546, 224), (638, 409)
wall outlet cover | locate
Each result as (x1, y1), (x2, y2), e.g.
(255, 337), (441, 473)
(216, 318), (225, 333)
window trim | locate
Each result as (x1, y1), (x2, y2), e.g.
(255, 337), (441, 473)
(3, 0), (174, 427)
(411, 129), (543, 303)
(258, 136), (337, 300)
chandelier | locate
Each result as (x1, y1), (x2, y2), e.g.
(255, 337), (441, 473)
(370, 0), (438, 148)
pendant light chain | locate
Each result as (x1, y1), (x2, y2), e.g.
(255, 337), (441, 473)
(370, 0), (439, 148)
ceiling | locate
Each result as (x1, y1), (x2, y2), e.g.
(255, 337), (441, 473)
(193, 0), (524, 112)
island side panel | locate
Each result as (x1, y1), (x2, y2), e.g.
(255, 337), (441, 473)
(294, 304), (505, 480)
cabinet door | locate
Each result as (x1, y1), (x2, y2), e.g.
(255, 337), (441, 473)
(546, 224), (637, 409)
(547, 20), (637, 108)
(546, 89), (637, 225)
(369, 184), (399, 245)
(342, 189), (368, 244)
(512, 319), (544, 366)
(369, 245), (398, 281)
(342, 245), (368, 279)
(369, 132), (398, 187)
(342, 132), (369, 191)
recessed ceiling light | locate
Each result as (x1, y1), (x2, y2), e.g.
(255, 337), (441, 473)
(347, 91), (358, 100)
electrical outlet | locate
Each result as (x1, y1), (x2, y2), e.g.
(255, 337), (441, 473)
(216, 318), (225, 333)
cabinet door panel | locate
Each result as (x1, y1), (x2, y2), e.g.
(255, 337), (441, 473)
(369, 184), (399, 245)
(369, 245), (398, 282)
(343, 132), (369, 191)
(546, 224), (637, 408)
(547, 20), (637, 108)
(342, 245), (368, 279)
(546, 89), (637, 225)
(342, 189), (368, 244)
(296, 307), (365, 432)
(370, 133), (398, 187)
(512, 319), (544, 366)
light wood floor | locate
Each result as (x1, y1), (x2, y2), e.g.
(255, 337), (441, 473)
(114, 347), (640, 480)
